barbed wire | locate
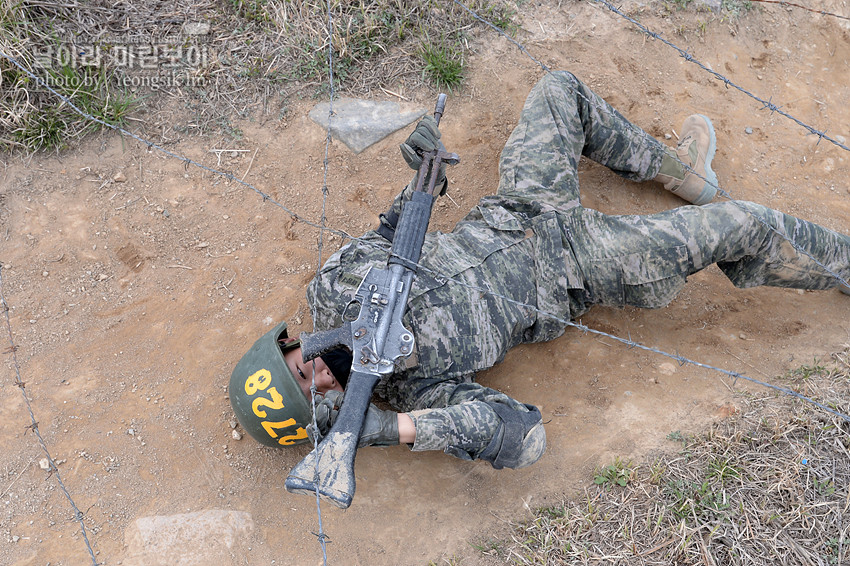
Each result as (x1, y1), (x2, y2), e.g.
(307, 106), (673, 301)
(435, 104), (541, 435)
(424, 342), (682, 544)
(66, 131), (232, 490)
(2, 2), (850, 561)
(0, 266), (100, 565)
(306, 0), (336, 562)
(747, 0), (850, 22)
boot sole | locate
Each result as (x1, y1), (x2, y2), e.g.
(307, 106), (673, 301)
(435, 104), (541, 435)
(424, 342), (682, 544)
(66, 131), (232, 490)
(693, 114), (718, 205)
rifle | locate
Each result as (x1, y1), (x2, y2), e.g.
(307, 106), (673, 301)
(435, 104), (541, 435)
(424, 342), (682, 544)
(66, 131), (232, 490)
(284, 94), (459, 509)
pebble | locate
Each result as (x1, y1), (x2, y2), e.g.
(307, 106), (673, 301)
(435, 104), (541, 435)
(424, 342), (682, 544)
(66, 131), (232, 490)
(745, 127), (753, 135)
(229, 420), (238, 429)
(12, 535), (19, 543)
(42, 271), (49, 277)
(113, 171), (127, 182)
(232, 429), (243, 441)
(127, 428), (135, 436)
(664, 133), (672, 139)
(39, 458), (50, 470)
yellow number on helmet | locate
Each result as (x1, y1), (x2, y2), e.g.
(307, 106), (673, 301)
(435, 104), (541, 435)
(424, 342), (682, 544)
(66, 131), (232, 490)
(279, 427), (308, 446)
(244, 369), (272, 395)
(252, 386), (285, 418)
(261, 418), (296, 439)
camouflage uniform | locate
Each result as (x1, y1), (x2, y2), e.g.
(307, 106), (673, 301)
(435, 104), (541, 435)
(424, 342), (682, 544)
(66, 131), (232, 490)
(307, 71), (850, 468)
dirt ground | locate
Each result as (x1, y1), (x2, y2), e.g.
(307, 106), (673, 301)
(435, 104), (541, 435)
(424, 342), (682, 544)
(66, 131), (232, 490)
(2, 1), (850, 564)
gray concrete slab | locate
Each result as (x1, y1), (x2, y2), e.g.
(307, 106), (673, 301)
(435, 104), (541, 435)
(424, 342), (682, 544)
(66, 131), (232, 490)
(122, 509), (254, 566)
(309, 98), (426, 154)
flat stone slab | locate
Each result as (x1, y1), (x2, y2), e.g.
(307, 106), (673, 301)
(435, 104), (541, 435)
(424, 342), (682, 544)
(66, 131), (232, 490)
(309, 98), (426, 154)
(122, 509), (254, 566)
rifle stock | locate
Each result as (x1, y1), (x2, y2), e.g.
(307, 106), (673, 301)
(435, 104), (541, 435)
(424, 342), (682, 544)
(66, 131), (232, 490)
(284, 370), (380, 509)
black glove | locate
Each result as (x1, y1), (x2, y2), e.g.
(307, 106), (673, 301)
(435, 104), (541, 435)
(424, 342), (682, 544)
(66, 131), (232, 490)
(307, 390), (400, 447)
(400, 116), (447, 193)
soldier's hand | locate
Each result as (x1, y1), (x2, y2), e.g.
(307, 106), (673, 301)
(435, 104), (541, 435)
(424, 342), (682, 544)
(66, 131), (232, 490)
(307, 390), (400, 447)
(400, 116), (447, 193)
(306, 390), (338, 444)
(400, 115), (441, 167)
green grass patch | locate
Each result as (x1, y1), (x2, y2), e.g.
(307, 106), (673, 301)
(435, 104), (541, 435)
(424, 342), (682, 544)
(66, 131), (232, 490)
(419, 40), (465, 92)
(0, 0), (519, 148)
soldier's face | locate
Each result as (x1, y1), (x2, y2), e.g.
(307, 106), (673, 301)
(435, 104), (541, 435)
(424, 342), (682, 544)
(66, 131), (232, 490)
(283, 346), (344, 401)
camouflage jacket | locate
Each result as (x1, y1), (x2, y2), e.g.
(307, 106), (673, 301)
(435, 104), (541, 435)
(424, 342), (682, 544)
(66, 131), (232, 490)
(307, 179), (586, 466)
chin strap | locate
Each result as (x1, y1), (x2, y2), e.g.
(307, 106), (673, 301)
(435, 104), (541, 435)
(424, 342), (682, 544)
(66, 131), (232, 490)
(376, 179), (449, 244)
(377, 208), (400, 243)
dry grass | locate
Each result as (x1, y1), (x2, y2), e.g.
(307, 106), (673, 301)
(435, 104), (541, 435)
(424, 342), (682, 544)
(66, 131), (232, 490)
(0, 0), (518, 151)
(484, 349), (850, 565)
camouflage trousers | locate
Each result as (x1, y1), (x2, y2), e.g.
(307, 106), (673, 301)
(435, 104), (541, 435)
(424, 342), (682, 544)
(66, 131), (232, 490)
(502, 71), (850, 308)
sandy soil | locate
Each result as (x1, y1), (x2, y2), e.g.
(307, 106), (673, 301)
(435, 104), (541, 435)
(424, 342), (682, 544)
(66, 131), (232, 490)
(2, 1), (850, 564)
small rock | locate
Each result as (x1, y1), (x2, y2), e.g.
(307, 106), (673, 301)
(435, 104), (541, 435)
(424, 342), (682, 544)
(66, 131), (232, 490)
(12, 535), (20, 543)
(745, 127), (753, 135)
(42, 271), (49, 277)
(196, 242), (209, 249)
(39, 458), (51, 470)
(113, 171), (127, 182)
(739, 333), (748, 340)
(127, 428), (135, 436)
(664, 133), (672, 140)
(232, 429), (243, 441)
(223, 215), (229, 220)
(229, 420), (238, 429)
(836, 135), (847, 145)
(97, 273), (108, 281)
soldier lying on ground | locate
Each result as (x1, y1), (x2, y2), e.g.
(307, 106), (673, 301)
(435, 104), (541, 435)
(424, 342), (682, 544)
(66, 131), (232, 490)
(230, 71), (850, 469)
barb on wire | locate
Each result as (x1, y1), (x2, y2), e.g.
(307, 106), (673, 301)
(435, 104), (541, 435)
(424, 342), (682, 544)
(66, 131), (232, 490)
(747, 0), (850, 22)
(0, 266), (100, 566)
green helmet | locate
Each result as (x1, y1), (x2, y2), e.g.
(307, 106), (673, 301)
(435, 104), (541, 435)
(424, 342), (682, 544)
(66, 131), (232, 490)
(229, 320), (312, 447)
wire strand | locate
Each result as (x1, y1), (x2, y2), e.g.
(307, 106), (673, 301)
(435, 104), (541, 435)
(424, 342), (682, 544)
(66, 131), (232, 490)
(0, 266), (100, 565)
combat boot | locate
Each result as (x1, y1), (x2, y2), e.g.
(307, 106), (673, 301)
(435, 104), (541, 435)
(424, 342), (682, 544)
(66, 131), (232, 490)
(655, 114), (718, 205)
